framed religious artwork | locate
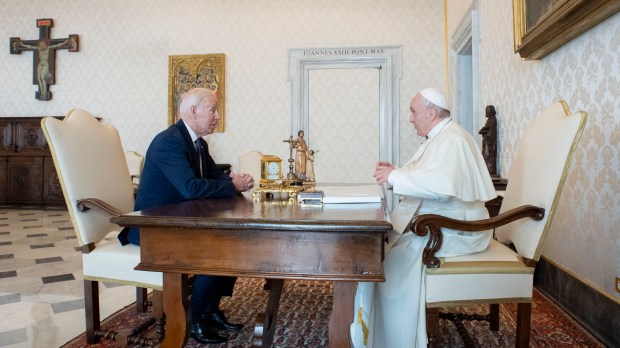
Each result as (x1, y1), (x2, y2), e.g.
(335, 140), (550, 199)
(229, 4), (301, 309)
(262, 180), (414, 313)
(513, 0), (620, 60)
(10, 18), (79, 101)
(168, 54), (226, 131)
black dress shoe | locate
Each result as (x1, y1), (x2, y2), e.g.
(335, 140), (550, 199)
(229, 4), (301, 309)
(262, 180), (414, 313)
(190, 322), (228, 344)
(202, 310), (244, 331)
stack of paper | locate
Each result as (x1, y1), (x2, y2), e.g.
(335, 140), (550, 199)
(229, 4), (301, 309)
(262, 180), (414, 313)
(316, 184), (383, 204)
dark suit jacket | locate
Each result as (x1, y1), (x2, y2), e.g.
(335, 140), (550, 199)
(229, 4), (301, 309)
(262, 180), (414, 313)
(120, 120), (235, 245)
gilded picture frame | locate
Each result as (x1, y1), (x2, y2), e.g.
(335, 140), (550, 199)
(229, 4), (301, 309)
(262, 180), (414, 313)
(168, 54), (225, 132)
(513, 0), (619, 60)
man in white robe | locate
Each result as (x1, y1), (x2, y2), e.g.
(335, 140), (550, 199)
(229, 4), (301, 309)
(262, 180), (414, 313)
(350, 88), (496, 347)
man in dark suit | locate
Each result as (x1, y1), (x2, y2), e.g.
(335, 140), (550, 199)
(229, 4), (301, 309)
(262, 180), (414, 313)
(119, 88), (254, 344)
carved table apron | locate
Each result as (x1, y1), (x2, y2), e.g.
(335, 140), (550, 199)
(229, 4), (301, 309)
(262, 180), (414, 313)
(112, 196), (389, 348)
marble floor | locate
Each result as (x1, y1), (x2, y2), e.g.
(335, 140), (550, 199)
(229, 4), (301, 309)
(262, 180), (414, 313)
(0, 207), (137, 348)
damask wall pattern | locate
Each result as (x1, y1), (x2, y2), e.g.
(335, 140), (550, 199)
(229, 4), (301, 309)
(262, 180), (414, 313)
(308, 69), (380, 184)
(462, 0), (619, 299)
(0, 0), (445, 173)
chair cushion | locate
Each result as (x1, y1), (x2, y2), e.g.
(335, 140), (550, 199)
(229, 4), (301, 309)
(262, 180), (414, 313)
(425, 240), (533, 305)
(435, 238), (519, 264)
(82, 238), (162, 290)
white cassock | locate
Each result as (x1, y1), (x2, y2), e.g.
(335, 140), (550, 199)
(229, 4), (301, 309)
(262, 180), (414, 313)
(351, 118), (496, 348)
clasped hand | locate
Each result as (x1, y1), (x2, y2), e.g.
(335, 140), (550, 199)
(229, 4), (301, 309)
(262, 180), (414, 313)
(374, 161), (394, 185)
(231, 172), (254, 192)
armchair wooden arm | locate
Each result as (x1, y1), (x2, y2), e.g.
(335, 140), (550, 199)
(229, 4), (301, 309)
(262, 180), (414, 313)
(410, 205), (545, 268)
(76, 198), (126, 217)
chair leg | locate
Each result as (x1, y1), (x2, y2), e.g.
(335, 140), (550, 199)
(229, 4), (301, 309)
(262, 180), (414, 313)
(84, 279), (101, 344)
(515, 302), (531, 348)
(489, 304), (500, 331)
(152, 289), (165, 342)
(426, 307), (440, 348)
(136, 287), (147, 313)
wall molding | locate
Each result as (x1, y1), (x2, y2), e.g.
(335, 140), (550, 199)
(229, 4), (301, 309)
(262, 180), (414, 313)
(288, 46), (402, 166)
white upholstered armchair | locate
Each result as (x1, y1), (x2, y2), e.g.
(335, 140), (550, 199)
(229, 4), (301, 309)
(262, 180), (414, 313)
(239, 150), (263, 184)
(42, 109), (163, 346)
(124, 150), (144, 192)
(411, 101), (586, 347)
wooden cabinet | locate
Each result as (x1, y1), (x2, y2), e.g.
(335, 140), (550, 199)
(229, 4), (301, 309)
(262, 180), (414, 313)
(0, 117), (64, 205)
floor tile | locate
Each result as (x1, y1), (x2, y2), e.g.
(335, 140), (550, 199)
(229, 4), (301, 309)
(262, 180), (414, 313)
(0, 208), (137, 346)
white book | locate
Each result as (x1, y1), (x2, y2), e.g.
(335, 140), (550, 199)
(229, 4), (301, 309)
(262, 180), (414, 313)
(317, 184), (383, 204)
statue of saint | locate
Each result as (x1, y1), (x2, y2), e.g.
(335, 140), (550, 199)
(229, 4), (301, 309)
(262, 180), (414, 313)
(479, 105), (497, 176)
(305, 150), (316, 182)
(293, 130), (308, 181)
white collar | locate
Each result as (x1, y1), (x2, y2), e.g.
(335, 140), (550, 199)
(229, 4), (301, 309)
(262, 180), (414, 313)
(182, 120), (200, 143)
(427, 117), (452, 140)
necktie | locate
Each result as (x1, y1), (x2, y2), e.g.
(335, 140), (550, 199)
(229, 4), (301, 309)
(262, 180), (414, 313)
(195, 139), (203, 178)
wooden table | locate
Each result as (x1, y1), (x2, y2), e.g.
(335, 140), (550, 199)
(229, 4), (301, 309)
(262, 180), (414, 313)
(111, 195), (390, 347)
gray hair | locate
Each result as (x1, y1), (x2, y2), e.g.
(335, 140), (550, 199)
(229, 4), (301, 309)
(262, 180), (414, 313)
(421, 97), (450, 118)
(179, 88), (213, 115)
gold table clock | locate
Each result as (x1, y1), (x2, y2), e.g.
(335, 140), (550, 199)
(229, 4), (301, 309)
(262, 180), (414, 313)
(253, 155), (306, 200)
(260, 155), (283, 186)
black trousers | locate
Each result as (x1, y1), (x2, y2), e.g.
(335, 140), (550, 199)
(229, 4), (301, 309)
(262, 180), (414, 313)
(190, 275), (237, 314)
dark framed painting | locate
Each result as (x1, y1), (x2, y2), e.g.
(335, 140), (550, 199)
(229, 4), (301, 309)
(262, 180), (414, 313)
(168, 54), (225, 132)
(513, 0), (620, 60)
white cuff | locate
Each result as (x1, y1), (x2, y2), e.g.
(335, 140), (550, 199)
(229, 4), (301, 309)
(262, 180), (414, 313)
(387, 168), (399, 186)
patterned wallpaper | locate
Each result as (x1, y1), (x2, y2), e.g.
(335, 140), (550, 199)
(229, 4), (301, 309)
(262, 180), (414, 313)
(0, 0), (445, 173)
(309, 68), (380, 183)
(467, 0), (619, 299)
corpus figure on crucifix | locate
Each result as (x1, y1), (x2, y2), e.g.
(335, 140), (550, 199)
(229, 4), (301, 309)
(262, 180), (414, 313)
(10, 18), (79, 101)
(17, 39), (70, 98)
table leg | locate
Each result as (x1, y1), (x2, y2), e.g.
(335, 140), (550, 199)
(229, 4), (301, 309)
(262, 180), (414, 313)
(160, 273), (190, 348)
(253, 279), (284, 348)
(329, 281), (355, 348)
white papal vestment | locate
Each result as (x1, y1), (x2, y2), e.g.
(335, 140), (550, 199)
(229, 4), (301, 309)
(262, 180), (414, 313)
(351, 118), (496, 347)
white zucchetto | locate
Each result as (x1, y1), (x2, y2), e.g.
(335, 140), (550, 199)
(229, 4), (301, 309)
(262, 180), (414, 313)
(419, 88), (449, 111)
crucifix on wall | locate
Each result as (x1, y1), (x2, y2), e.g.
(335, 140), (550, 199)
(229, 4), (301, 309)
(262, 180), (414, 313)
(10, 18), (79, 101)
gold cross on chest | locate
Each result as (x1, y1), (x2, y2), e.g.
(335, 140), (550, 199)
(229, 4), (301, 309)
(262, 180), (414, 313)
(10, 18), (79, 101)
